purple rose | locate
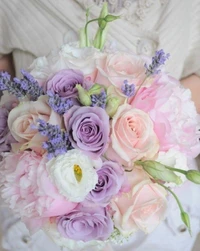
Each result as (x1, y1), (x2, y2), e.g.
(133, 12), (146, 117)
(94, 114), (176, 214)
(46, 69), (84, 99)
(0, 107), (16, 153)
(57, 205), (113, 241)
(64, 106), (110, 158)
(86, 161), (125, 205)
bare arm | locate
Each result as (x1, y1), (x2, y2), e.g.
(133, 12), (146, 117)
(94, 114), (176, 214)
(0, 53), (15, 76)
(181, 74), (200, 114)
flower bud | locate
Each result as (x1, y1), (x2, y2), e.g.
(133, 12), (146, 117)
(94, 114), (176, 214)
(88, 84), (104, 95)
(186, 170), (200, 184)
(99, 3), (108, 19)
(181, 211), (191, 235)
(135, 160), (182, 185)
(106, 96), (121, 117)
(76, 84), (92, 106)
(104, 15), (120, 22)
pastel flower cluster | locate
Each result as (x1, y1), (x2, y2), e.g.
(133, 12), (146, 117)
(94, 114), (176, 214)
(0, 39), (200, 251)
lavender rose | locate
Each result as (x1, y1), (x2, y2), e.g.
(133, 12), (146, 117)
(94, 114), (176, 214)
(86, 161), (125, 205)
(64, 106), (110, 158)
(46, 69), (84, 100)
(0, 106), (16, 153)
(57, 205), (113, 241)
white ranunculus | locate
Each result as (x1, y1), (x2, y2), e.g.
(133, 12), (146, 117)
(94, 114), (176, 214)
(47, 149), (100, 202)
(43, 220), (106, 251)
(156, 149), (189, 187)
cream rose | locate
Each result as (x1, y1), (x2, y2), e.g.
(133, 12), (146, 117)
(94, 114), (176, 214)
(7, 96), (62, 153)
(111, 169), (167, 236)
(110, 104), (159, 163)
(95, 52), (147, 91)
(47, 149), (100, 202)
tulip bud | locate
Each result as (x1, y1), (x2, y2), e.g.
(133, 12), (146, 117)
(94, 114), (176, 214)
(76, 84), (92, 106)
(88, 84), (104, 95)
(186, 170), (200, 184)
(104, 14), (120, 22)
(181, 211), (191, 235)
(106, 96), (121, 117)
(135, 160), (182, 185)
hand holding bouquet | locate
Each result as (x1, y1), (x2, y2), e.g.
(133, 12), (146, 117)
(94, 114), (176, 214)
(0, 4), (200, 251)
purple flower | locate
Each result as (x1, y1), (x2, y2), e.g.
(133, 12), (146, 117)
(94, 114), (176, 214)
(46, 69), (84, 101)
(0, 107), (16, 153)
(86, 161), (125, 205)
(64, 106), (110, 158)
(57, 205), (113, 241)
(121, 80), (135, 97)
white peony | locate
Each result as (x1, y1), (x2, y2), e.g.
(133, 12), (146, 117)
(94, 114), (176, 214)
(156, 149), (189, 187)
(47, 149), (100, 202)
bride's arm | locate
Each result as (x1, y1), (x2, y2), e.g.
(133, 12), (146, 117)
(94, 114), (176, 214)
(181, 74), (200, 113)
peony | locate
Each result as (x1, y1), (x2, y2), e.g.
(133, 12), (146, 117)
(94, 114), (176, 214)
(0, 151), (77, 221)
(130, 75), (200, 157)
(111, 168), (167, 236)
(7, 95), (62, 153)
(86, 160), (125, 205)
(109, 104), (159, 163)
(47, 149), (101, 202)
(46, 69), (84, 101)
(64, 106), (110, 159)
(95, 52), (148, 92)
(56, 205), (113, 241)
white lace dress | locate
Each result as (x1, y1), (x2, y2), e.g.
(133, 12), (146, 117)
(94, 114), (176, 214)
(0, 0), (200, 250)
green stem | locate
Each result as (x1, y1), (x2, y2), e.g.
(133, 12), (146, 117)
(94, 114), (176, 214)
(84, 18), (103, 47)
(158, 183), (184, 212)
(164, 165), (187, 175)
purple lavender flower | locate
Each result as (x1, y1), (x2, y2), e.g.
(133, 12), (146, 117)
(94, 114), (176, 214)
(121, 80), (135, 97)
(64, 106), (110, 159)
(47, 91), (73, 115)
(145, 49), (170, 76)
(57, 205), (113, 241)
(86, 161), (125, 205)
(0, 70), (44, 100)
(36, 119), (72, 159)
(91, 90), (107, 108)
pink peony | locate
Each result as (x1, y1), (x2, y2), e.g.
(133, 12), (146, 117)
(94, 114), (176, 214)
(130, 75), (200, 157)
(0, 151), (77, 227)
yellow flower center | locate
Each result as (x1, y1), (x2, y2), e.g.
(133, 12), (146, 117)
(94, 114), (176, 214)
(74, 164), (82, 182)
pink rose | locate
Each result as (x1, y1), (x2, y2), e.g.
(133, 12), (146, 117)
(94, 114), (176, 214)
(0, 151), (77, 225)
(109, 104), (159, 164)
(130, 75), (200, 157)
(7, 95), (62, 153)
(111, 168), (167, 235)
(95, 52), (147, 92)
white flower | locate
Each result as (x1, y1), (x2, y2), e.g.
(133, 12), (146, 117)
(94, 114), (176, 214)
(47, 149), (100, 202)
(43, 220), (106, 251)
(156, 149), (189, 187)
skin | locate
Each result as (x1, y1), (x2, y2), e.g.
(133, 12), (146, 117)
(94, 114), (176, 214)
(0, 54), (200, 113)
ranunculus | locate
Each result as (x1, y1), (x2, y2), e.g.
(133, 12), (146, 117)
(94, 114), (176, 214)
(86, 160), (125, 205)
(130, 75), (200, 157)
(57, 205), (113, 241)
(64, 106), (110, 158)
(111, 168), (167, 236)
(95, 52), (148, 91)
(0, 151), (77, 220)
(109, 104), (159, 163)
(47, 149), (101, 202)
(7, 95), (62, 153)
(46, 69), (84, 101)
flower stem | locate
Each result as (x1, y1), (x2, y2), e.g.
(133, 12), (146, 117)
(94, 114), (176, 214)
(84, 18), (103, 47)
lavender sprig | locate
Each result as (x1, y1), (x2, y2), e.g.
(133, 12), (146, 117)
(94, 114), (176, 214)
(36, 119), (72, 159)
(91, 90), (107, 109)
(47, 91), (73, 115)
(144, 49), (170, 76)
(121, 80), (135, 97)
(0, 70), (44, 100)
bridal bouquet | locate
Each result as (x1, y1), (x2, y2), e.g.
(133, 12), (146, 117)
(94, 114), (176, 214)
(0, 4), (200, 251)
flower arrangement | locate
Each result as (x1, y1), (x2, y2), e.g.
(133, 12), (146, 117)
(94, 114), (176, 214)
(0, 4), (200, 251)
